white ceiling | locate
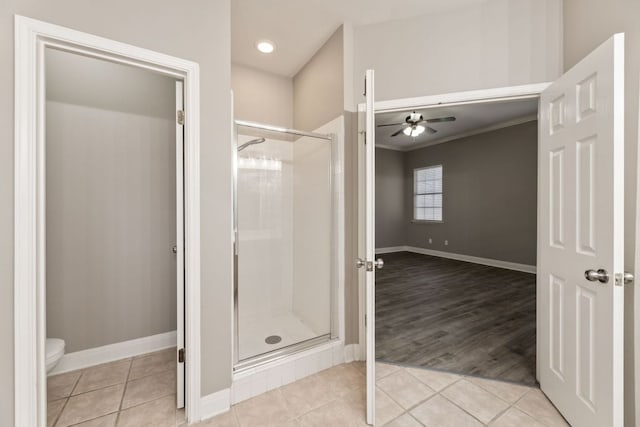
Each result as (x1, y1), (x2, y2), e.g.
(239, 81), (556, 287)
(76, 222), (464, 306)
(231, 0), (484, 77)
(376, 98), (539, 151)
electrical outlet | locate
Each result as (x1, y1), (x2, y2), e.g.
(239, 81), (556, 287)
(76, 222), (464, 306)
(428, 238), (432, 244)
(444, 240), (449, 246)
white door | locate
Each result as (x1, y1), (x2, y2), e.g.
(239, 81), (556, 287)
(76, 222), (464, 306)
(539, 34), (624, 427)
(175, 81), (186, 409)
(360, 69), (380, 426)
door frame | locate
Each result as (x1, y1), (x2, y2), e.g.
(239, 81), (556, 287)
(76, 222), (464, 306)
(13, 16), (202, 426)
(356, 81), (551, 386)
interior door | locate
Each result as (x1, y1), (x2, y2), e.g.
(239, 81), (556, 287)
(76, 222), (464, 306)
(538, 34), (624, 427)
(360, 69), (378, 426)
(175, 81), (186, 409)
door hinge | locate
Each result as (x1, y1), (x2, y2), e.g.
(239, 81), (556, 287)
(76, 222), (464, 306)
(177, 110), (185, 125)
(178, 348), (185, 363)
(364, 314), (367, 327)
(363, 77), (367, 96)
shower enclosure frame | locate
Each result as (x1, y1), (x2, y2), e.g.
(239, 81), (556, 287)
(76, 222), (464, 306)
(232, 119), (340, 372)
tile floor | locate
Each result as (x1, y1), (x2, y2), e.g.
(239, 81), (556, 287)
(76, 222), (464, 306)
(375, 362), (569, 427)
(47, 347), (184, 427)
(48, 352), (568, 427)
(201, 362), (568, 427)
(199, 361), (367, 427)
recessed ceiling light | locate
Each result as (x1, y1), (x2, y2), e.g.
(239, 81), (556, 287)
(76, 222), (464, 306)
(256, 39), (275, 54)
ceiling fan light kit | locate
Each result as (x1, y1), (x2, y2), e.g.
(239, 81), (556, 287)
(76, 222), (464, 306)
(378, 111), (456, 139)
(403, 124), (426, 137)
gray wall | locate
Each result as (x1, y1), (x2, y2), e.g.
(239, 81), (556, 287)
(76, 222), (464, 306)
(375, 148), (405, 248)
(403, 121), (538, 266)
(344, 111), (359, 344)
(374, 122), (538, 266)
(232, 63), (294, 128)
(352, 0), (562, 104)
(563, 1), (640, 425)
(0, 1), (231, 423)
(45, 50), (177, 353)
(293, 26), (344, 132)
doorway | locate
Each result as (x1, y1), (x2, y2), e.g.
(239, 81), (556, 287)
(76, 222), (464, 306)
(374, 98), (539, 386)
(360, 32), (626, 427)
(44, 47), (184, 425)
(14, 16), (202, 426)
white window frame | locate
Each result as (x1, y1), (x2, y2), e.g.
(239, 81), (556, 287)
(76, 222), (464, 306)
(413, 165), (443, 223)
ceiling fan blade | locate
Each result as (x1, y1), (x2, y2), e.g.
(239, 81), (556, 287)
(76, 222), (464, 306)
(377, 122), (407, 127)
(427, 127), (437, 134)
(425, 116), (456, 123)
(390, 127), (406, 137)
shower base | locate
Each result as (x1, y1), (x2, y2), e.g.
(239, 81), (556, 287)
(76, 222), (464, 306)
(238, 311), (319, 361)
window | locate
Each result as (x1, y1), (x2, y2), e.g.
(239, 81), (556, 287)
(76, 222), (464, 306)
(414, 165), (443, 221)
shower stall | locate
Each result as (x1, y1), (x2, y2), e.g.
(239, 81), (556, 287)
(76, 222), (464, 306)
(233, 120), (337, 371)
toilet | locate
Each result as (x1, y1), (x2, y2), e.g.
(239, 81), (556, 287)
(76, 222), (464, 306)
(46, 338), (65, 373)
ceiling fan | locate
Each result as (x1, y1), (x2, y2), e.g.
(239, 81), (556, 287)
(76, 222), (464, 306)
(378, 111), (456, 137)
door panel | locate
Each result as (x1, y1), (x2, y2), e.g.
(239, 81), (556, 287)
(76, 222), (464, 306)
(538, 34), (624, 427)
(175, 81), (185, 409)
(363, 69), (376, 426)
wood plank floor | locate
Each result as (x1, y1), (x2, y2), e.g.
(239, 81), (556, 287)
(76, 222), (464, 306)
(375, 251), (537, 385)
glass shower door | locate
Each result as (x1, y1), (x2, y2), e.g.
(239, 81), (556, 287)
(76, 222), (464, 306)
(234, 122), (334, 368)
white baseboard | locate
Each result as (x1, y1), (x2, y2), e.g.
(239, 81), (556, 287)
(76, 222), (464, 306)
(374, 246), (406, 254)
(48, 330), (177, 375)
(375, 246), (536, 274)
(344, 343), (360, 362)
(200, 388), (231, 422)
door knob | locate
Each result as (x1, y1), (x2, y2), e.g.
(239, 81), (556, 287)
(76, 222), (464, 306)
(356, 258), (384, 271)
(584, 269), (609, 284)
(172, 245), (178, 254)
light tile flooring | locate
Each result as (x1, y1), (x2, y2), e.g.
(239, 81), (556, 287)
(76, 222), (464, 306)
(48, 352), (568, 427)
(47, 347), (184, 427)
(201, 362), (568, 427)
(375, 362), (569, 427)
(201, 361), (367, 427)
